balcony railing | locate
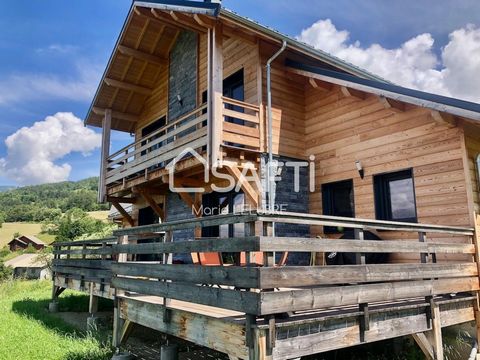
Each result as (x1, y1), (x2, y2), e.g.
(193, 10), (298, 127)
(106, 104), (208, 185)
(221, 96), (261, 151)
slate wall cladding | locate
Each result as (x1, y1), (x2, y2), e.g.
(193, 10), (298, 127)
(261, 154), (311, 265)
(168, 30), (198, 121)
(165, 191), (195, 263)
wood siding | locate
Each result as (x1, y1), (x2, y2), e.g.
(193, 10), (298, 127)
(305, 86), (473, 262)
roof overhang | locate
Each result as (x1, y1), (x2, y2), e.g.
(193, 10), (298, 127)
(134, 0), (220, 16)
(286, 59), (480, 122)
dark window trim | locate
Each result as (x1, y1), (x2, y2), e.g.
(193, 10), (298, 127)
(321, 179), (355, 234)
(373, 168), (418, 223)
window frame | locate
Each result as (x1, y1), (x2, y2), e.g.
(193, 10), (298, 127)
(321, 179), (355, 234)
(373, 168), (418, 223)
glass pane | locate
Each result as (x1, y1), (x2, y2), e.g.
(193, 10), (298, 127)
(233, 193), (245, 236)
(389, 178), (416, 220)
(332, 186), (354, 217)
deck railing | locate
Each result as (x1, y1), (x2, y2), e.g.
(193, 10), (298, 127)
(105, 104), (208, 185)
(52, 237), (116, 295)
(221, 96), (261, 151)
(51, 212), (479, 316)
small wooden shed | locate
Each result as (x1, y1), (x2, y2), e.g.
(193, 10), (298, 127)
(8, 235), (46, 252)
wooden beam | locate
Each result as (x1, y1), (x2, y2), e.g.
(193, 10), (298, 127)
(412, 333), (434, 360)
(151, 9), (207, 33)
(378, 96), (405, 112)
(106, 196), (137, 204)
(223, 25), (257, 45)
(138, 189), (165, 220)
(104, 77), (152, 96)
(431, 110), (456, 127)
(98, 109), (111, 203)
(117, 45), (166, 66)
(193, 14), (214, 28)
(92, 107), (138, 123)
(210, 24), (223, 164)
(309, 78), (332, 92)
(225, 165), (259, 208)
(111, 201), (134, 226)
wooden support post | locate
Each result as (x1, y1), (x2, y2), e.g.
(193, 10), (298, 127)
(112, 201), (135, 227)
(412, 333), (434, 360)
(112, 297), (125, 348)
(162, 230), (173, 322)
(354, 228), (369, 342)
(89, 282), (99, 314)
(209, 23), (223, 165)
(98, 108), (111, 203)
(430, 300), (444, 360)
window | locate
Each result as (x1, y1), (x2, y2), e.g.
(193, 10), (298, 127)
(322, 179), (355, 233)
(141, 116), (166, 156)
(374, 169), (417, 222)
(202, 190), (245, 238)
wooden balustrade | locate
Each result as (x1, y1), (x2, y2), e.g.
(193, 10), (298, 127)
(221, 96), (261, 151)
(105, 104), (208, 185)
(101, 212), (478, 315)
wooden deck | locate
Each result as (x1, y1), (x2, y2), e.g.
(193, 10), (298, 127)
(52, 211), (480, 360)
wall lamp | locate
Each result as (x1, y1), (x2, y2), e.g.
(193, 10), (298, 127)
(355, 160), (364, 179)
(177, 94), (183, 106)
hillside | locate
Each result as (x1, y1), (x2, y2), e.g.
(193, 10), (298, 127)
(0, 177), (109, 223)
(0, 186), (15, 192)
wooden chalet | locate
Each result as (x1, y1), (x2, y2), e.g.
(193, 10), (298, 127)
(53, 1), (480, 359)
(8, 235), (46, 251)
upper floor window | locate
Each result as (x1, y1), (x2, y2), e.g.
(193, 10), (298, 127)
(374, 169), (417, 222)
(322, 179), (354, 233)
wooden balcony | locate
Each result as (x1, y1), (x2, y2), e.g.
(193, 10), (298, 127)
(52, 211), (480, 359)
(102, 97), (262, 196)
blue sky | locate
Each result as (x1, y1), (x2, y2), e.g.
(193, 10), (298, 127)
(0, 0), (479, 186)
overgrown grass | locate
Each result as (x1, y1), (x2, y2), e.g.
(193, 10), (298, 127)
(0, 279), (112, 360)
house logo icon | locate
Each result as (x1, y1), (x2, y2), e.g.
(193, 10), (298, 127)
(166, 147), (209, 193)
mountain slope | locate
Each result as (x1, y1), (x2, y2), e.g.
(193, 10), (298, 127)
(0, 177), (108, 222)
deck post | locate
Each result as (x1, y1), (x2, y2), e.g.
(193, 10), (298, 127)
(89, 282), (99, 314)
(98, 108), (112, 203)
(429, 300), (444, 360)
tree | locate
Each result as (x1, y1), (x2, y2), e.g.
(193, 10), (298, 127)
(52, 208), (110, 242)
(0, 212), (4, 228)
(0, 261), (12, 281)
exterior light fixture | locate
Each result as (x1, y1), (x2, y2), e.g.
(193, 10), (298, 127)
(355, 160), (364, 179)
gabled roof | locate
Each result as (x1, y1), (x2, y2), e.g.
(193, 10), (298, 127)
(84, 0), (388, 132)
(5, 254), (51, 269)
(19, 235), (46, 246)
(286, 59), (480, 121)
(7, 238), (27, 246)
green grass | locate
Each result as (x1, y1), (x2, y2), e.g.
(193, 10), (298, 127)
(0, 280), (112, 360)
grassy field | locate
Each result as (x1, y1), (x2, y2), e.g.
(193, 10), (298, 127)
(0, 280), (112, 360)
(0, 211), (109, 249)
(87, 211), (109, 221)
(0, 222), (55, 248)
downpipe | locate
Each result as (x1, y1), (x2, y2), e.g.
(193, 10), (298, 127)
(266, 40), (287, 218)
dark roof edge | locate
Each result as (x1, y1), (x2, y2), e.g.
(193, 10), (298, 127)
(286, 59), (480, 121)
(219, 8), (388, 83)
(134, 0), (220, 16)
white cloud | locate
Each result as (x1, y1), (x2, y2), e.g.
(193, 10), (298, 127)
(297, 20), (480, 102)
(36, 44), (79, 54)
(0, 60), (102, 106)
(0, 112), (101, 185)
